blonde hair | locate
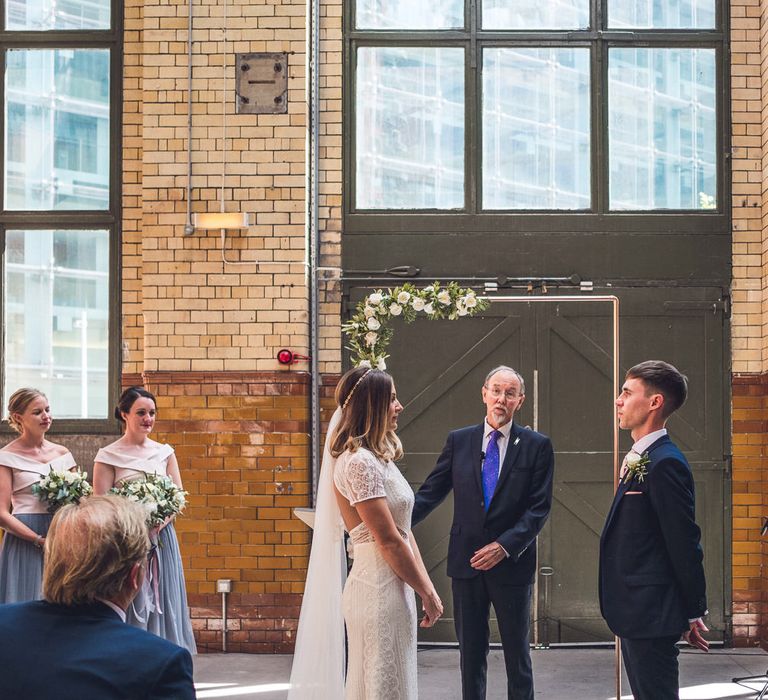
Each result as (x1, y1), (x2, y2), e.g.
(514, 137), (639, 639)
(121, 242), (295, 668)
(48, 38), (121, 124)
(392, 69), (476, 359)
(43, 496), (150, 606)
(331, 367), (403, 462)
(6, 388), (46, 434)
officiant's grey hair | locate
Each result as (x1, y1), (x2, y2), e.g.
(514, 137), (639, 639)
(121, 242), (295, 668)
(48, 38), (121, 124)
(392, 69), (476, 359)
(484, 366), (525, 395)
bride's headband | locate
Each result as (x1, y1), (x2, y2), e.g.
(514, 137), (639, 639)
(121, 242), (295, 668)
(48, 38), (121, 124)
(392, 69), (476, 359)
(342, 368), (373, 410)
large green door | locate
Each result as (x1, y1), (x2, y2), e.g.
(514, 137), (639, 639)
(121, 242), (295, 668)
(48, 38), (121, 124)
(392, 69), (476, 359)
(346, 286), (729, 644)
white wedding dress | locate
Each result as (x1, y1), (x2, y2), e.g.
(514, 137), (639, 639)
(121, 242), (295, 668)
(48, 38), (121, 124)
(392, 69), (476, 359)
(334, 447), (418, 700)
(287, 408), (418, 700)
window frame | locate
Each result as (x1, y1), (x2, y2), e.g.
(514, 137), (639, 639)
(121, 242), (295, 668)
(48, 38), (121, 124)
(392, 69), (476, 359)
(343, 0), (730, 234)
(0, 0), (122, 433)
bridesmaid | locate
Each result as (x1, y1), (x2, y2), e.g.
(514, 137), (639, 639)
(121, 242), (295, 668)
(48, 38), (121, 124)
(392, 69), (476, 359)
(0, 388), (76, 603)
(93, 386), (196, 654)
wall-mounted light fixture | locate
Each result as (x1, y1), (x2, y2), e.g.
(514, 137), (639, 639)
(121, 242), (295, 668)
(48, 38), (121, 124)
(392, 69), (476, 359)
(191, 212), (250, 231)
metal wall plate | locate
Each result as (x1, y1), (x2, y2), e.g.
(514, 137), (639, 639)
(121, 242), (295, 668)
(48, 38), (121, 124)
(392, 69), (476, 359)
(235, 52), (288, 114)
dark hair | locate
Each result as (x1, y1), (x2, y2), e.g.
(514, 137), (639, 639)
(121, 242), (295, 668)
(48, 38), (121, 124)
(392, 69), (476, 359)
(331, 367), (402, 461)
(626, 360), (688, 419)
(115, 386), (156, 423)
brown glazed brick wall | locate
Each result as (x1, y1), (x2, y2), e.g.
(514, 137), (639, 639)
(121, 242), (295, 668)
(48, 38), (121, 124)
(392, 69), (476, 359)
(123, 370), (338, 653)
(732, 375), (768, 647)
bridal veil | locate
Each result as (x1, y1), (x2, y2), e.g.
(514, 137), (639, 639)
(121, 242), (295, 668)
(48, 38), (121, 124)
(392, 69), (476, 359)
(287, 406), (346, 698)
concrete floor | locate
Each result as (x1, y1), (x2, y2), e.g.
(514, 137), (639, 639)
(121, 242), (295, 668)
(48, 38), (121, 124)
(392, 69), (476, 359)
(193, 647), (768, 699)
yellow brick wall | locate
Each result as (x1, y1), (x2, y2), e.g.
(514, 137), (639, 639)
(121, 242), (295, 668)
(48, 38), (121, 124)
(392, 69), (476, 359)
(732, 0), (763, 373)
(122, 0), (343, 376)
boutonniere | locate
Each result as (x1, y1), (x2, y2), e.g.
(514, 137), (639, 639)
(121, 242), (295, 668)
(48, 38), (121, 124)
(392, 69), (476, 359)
(623, 451), (650, 484)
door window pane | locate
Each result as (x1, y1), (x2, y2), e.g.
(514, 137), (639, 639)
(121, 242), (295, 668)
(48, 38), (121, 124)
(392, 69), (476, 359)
(357, 0), (463, 29)
(483, 0), (589, 29)
(356, 47), (464, 209)
(609, 48), (716, 210)
(4, 230), (110, 419)
(5, 49), (110, 211)
(6, 0), (110, 30)
(483, 48), (591, 210)
(609, 0), (715, 28)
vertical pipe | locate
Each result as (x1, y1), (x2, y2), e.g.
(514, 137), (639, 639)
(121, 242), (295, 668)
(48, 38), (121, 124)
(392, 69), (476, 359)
(306, 0), (321, 502)
(184, 0), (194, 235)
(221, 590), (228, 653)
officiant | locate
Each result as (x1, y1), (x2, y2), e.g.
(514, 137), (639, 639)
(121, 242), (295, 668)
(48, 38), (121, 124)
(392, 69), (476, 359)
(412, 366), (555, 700)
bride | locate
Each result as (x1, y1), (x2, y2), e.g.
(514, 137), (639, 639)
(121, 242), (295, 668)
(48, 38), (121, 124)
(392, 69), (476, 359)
(289, 366), (443, 699)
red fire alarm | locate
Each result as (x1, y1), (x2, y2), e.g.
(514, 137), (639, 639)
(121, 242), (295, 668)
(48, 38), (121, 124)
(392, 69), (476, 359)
(277, 349), (310, 365)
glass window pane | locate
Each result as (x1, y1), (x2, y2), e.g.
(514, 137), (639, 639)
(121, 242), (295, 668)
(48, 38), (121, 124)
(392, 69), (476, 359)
(357, 0), (463, 29)
(609, 0), (715, 28)
(483, 48), (591, 210)
(356, 47), (464, 210)
(609, 48), (717, 210)
(3, 230), (110, 419)
(6, 0), (110, 30)
(5, 49), (110, 211)
(483, 0), (589, 29)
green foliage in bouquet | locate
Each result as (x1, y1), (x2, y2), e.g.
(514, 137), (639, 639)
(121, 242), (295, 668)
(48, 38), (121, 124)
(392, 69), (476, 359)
(32, 468), (93, 514)
(110, 473), (187, 528)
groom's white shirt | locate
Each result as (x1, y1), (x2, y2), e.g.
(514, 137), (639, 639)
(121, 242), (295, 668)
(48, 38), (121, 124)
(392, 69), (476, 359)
(630, 428), (667, 456)
(482, 419), (513, 475)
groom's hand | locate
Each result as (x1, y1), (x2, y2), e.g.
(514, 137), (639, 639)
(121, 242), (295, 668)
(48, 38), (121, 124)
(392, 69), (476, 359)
(683, 619), (709, 652)
(470, 542), (506, 571)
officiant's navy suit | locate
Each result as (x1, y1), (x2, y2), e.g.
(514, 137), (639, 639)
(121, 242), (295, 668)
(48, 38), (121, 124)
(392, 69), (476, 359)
(599, 434), (707, 698)
(413, 420), (554, 700)
(0, 599), (195, 699)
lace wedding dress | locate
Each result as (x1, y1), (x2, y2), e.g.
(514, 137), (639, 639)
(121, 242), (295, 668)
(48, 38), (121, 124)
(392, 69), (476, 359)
(334, 447), (418, 700)
(287, 408), (417, 700)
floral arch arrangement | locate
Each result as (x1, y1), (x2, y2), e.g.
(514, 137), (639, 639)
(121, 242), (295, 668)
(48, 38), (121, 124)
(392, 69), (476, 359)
(342, 282), (489, 369)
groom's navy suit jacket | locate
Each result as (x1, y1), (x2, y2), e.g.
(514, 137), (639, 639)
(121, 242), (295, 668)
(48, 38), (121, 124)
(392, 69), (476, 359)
(599, 434), (707, 639)
(412, 421), (555, 585)
(0, 600), (195, 699)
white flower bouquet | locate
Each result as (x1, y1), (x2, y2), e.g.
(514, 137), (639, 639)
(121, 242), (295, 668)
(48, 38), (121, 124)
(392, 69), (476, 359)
(32, 467), (93, 513)
(110, 473), (187, 528)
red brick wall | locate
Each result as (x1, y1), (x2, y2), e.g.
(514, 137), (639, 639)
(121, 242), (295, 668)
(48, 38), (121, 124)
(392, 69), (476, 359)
(122, 370), (337, 652)
(732, 375), (768, 647)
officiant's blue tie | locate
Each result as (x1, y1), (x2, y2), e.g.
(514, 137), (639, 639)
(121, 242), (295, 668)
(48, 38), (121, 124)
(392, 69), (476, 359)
(482, 430), (502, 510)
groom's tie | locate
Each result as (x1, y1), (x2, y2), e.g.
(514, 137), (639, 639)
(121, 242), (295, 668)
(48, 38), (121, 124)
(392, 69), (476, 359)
(482, 430), (502, 510)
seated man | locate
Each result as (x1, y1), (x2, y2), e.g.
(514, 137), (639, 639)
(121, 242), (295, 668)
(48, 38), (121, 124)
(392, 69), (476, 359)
(0, 495), (195, 699)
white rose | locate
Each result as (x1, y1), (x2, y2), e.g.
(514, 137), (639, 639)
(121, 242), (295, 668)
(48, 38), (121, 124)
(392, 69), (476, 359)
(367, 292), (383, 306)
(625, 452), (641, 466)
(397, 291), (411, 305)
(412, 297), (425, 311)
(389, 303), (402, 316)
(424, 302), (434, 315)
(457, 303), (468, 317)
(376, 357), (387, 371)
(367, 317), (381, 331)
(364, 306), (376, 318)
(358, 360), (372, 368)
(365, 331), (378, 347)
(437, 290), (451, 305)
(465, 294), (478, 308)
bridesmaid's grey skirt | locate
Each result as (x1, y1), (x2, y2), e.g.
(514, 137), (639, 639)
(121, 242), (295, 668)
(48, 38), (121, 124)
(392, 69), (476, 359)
(0, 513), (52, 604)
(127, 521), (197, 654)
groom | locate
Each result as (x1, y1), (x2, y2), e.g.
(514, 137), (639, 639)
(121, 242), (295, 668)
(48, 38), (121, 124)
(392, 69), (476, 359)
(600, 360), (708, 699)
(412, 366), (554, 700)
